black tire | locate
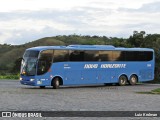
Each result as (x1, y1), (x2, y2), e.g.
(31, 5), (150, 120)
(52, 78), (60, 89)
(40, 86), (45, 89)
(119, 75), (127, 86)
(129, 75), (137, 85)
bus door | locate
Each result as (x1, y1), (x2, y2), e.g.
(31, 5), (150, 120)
(36, 50), (53, 86)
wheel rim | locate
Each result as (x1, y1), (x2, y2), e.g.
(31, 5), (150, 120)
(121, 78), (126, 84)
(120, 76), (126, 85)
(56, 79), (59, 86)
(130, 75), (137, 85)
(131, 77), (136, 83)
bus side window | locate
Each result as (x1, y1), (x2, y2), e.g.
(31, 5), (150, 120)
(125, 51), (136, 61)
(146, 51), (153, 61)
(99, 51), (112, 61)
(37, 50), (53, 75)
(53, 50), (69, 62)
(84, 51), (99, 61)
(112, 51), (122, 61)
(117, 51), (126, 61)
(70, 50), (84, 61)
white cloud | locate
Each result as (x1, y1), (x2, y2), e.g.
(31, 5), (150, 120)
(0, 19), (74, 31)
(0, 0), (158, 12)
(0, 0), (91, 12)
(0, 0), (160, 44)
(0, 32), (12, 44)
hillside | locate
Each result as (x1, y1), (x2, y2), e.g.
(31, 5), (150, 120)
(0, 37), (65, 73)
(0, 31), (160, 80)
(0, 35), (126, 73)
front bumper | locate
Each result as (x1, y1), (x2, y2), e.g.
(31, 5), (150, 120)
(20, 75), (36, 86)
(20, 80), (36, 86)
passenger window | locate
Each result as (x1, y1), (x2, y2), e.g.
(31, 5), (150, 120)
(84, 51), (99, 61)
(53, 50), (69, 62)
(69, 50), (84, 61)
(37, 50), (53, 75)
(99, 51), (112, 61)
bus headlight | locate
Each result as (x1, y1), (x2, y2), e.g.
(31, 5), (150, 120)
(30, 79), (35, 81)
(19, 77), (23, 81)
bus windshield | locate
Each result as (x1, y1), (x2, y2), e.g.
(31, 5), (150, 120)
(21, 50), (39, 76)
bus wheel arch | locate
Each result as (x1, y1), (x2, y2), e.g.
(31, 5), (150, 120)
(51, 76), (63, 89)
(118, 74), (128, 86)
(129, 74), (138, 85)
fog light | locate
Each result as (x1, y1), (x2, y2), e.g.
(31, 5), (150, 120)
(30, 79), (35, 81)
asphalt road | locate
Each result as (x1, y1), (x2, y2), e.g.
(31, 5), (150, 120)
(0, 80), (160, 120)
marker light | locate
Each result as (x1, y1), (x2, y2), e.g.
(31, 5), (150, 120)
(30, 79), (35, 81)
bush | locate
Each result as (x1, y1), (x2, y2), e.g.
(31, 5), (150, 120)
(0, 74), (19, 80)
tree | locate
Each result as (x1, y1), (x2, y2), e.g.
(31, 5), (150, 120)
(128, 31), (146, 47)
(11, 58), (22, 73)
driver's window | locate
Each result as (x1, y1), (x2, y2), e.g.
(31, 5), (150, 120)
(37, 50), (53, 75)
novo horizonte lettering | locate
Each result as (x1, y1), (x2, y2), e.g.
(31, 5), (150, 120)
(84, 64), (126, 69)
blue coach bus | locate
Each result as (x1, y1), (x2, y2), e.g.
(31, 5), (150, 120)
(20, 45), (154, 89)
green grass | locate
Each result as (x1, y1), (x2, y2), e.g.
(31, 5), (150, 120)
(151, 88), (160, 94)
(137, 88), (160, 95)
(0, 74), (19, 79)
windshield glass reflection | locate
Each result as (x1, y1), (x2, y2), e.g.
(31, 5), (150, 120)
(21, 50), (39, 76)
(21, 58), (37, 76)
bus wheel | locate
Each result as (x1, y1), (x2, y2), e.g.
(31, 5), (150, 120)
(40, 86), (45, 89)
(119, 75), (127, 86)
(52, 77), (60, 89)
(129, 75), (137, 85)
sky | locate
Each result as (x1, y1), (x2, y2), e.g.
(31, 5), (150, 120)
(0, 0), (160, 45)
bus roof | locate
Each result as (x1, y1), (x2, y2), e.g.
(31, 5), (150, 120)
(27, 45), (154, 52)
